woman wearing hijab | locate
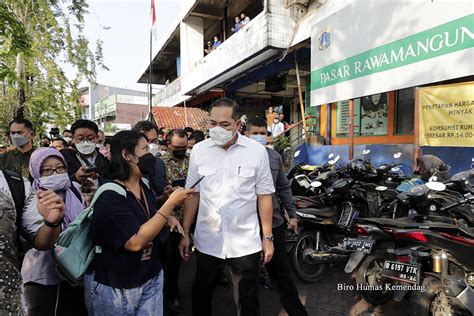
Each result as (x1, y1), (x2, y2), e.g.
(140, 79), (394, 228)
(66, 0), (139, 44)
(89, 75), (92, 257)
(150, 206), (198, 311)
(22, 147), (88, 315)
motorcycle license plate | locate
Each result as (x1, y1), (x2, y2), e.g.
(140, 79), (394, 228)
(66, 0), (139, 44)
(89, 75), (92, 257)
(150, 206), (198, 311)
(381, 261), (420, 284)
(344, 239), (374, 254)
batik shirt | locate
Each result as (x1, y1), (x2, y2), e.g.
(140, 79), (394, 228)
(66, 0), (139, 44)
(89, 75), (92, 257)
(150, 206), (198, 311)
(0, 173), (43, 315)
(162, 152), (189, 221)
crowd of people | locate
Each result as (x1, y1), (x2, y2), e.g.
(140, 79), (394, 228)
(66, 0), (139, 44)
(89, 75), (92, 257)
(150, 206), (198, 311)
(0, 97), (307, 316)
(204, 13), (251, 56)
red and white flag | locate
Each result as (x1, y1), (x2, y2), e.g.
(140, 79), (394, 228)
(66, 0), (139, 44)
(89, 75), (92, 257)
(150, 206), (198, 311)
(151, 0), (157, 40)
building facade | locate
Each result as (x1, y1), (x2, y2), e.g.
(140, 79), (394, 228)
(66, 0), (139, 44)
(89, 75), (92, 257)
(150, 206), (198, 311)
(139, 0), (473, 173)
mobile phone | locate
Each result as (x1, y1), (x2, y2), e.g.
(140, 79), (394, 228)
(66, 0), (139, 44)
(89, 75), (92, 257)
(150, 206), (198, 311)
(85, 166), (98, 174)
(189, 176), (205, 189)
(81, 177), (92, 193)
(171, 178), (186, 188)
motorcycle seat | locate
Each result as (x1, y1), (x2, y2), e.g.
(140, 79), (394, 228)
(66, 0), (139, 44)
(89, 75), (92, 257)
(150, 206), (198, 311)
(298, 207), (336, 218)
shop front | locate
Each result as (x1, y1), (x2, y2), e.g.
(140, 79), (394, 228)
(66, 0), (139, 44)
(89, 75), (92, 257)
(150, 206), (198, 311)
(301, 0), (473, 174)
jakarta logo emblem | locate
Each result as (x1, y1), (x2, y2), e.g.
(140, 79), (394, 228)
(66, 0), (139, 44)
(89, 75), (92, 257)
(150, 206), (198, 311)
(318, 28), (331, 51)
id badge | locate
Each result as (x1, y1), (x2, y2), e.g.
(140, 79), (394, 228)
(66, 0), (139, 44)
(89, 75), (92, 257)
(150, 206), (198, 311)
(141, 242), (153, 261)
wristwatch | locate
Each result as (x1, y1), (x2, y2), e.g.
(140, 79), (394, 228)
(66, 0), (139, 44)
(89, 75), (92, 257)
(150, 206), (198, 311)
(44, 218), (63, 228)
(263, 235), (274, 242)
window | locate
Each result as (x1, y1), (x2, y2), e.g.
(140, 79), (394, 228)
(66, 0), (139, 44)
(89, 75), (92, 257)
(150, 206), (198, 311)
(395, 88), (415, 135)
(335, 94), (389, 137)
(335, 99), (360, 137)
(360, 93), (389, 136)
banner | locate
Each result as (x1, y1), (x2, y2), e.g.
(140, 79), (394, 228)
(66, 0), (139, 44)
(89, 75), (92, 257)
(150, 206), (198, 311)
(418, 82), (474, 147)
(310, 1), (474, 106)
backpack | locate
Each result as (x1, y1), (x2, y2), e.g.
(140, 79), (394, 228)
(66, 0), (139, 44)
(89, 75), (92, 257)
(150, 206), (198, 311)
(2, 170), (29, 258)
(52, 182), (127, 285)
(2, 169), (25, 227)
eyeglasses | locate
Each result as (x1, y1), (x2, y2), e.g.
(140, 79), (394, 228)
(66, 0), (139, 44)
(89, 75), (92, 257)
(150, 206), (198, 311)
(40, 166), (67, 176)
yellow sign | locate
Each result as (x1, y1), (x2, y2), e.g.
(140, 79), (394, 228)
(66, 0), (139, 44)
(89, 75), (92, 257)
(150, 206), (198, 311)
(419, 82), (474, 147)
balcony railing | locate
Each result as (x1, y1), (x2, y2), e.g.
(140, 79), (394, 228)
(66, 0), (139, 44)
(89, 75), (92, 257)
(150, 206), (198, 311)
(182, 10), (287, 93)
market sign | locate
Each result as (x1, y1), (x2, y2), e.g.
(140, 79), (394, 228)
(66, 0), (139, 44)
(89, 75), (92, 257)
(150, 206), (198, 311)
(418, 82), (474, 147)
(310, 1), (474, 106)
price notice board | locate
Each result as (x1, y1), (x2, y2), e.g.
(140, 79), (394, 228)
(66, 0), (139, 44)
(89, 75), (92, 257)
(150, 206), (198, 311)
(418, 82), (474, 147)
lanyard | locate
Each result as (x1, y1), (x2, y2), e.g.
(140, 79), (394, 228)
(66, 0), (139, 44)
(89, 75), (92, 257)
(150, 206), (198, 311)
(131, 185), (151, 220)
(76, 152), (97, 167)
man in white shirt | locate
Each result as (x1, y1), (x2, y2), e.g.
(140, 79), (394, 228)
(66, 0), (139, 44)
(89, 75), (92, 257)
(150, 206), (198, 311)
(179, 98), (275, 316)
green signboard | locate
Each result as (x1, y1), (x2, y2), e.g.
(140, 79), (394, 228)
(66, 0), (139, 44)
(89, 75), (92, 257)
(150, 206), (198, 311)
(311, 14), (474, 91)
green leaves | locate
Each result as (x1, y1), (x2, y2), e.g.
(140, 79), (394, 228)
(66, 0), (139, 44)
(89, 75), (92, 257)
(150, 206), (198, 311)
(0, 0), (103, 134)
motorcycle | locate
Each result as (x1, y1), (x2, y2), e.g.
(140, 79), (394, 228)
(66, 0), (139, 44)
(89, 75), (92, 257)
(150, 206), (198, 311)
(344, 180), (473, 310)
(288, 153), (405, 283)
(288, 151), (338, 196)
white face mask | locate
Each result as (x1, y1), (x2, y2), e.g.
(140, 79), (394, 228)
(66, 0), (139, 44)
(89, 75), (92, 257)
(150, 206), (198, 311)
(96, 143), (104, 150)
(63, 137), (72, 144)
(149, 143), (160, 156)
(76, 140), (96, 155)
(209, 126), (235, 147)
(186, 149), (192, 156)
(39, 173), (70, 191)
(249, 135), (267, 146)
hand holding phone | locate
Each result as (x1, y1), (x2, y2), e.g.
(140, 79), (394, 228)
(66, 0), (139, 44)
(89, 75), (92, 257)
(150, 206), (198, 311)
(84, 166), (98, 174)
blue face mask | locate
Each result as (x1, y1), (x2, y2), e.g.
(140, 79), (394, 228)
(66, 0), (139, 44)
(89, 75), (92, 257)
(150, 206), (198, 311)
(250, 134), (267, 146)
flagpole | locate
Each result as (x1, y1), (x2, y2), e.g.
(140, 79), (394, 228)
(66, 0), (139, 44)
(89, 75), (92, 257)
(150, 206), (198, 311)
(148, 0), (155, 124)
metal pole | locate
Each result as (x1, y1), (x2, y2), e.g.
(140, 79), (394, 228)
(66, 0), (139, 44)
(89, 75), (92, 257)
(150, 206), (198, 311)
(349, 99), (354, 160)
(148, 26), (153, 122)
(184, 99), (188, 127)
(294, 53), (307, 143)
(413, 87), (420, 170)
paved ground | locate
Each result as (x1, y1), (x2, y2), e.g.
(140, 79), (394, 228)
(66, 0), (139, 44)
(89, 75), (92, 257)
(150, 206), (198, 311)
(177, 257), (408, 316)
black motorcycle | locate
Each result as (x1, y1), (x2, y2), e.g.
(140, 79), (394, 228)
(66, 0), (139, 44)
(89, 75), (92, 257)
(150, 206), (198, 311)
(344, 192), (473, 310)
(288, 155), (406, 283)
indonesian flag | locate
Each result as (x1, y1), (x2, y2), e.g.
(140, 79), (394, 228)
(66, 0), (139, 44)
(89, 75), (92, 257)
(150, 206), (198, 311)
(151, 0), (157, 39)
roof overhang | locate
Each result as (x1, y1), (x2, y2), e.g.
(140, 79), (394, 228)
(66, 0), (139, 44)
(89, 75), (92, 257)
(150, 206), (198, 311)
(184, 48), (282, 96)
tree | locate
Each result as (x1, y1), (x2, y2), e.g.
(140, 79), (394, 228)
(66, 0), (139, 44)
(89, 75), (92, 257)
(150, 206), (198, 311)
(0, 0), (106, 134)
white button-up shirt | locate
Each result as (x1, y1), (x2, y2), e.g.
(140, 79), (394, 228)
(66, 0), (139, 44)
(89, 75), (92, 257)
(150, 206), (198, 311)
(185, 134), (275, 259)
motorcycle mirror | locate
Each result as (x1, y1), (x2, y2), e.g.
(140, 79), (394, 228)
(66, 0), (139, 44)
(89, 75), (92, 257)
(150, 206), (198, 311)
(311, 181), (322, 188)
(376, 185), (388, 192)
(425, 181), (446, 191)
(437, 164), (451, 173)
(328, 153), (334, 159)
(393, 152), (402, 159)
(294, 150), (301, 158)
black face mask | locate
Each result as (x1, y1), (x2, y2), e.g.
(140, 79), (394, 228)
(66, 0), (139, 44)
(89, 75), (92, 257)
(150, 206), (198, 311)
(172, 149), (187, 160)
(136, 153), (156, 176)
